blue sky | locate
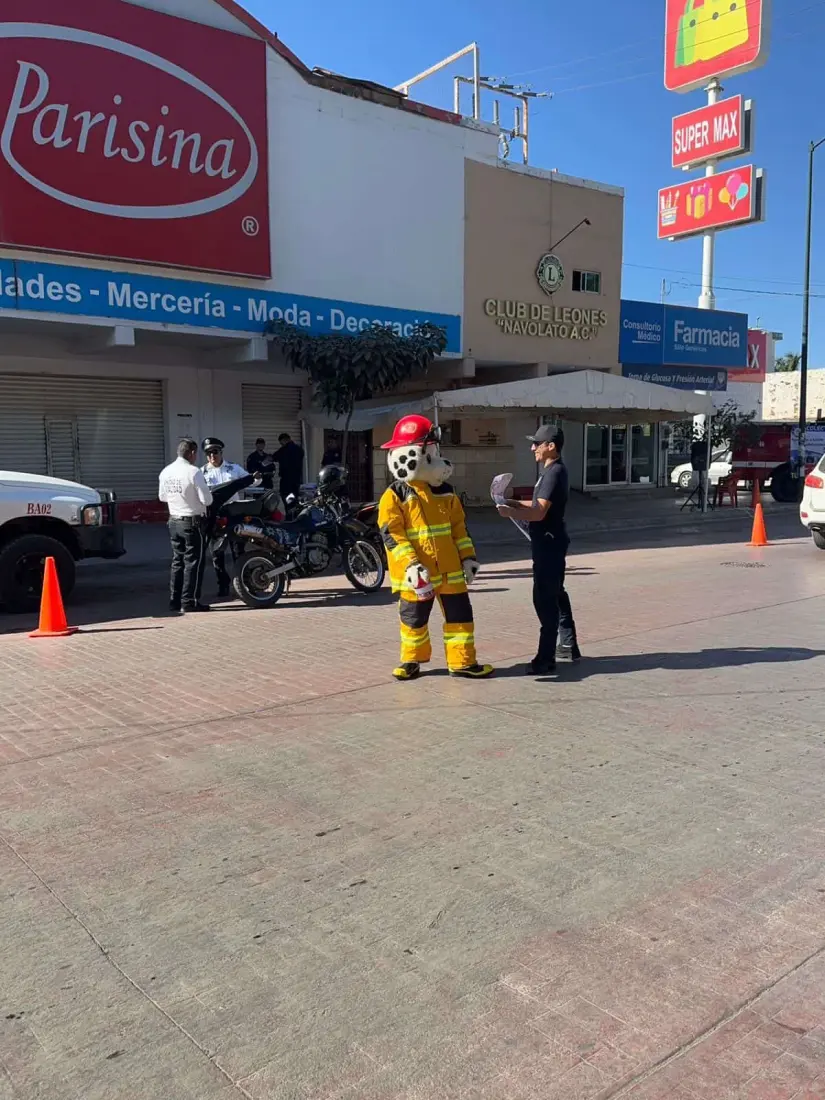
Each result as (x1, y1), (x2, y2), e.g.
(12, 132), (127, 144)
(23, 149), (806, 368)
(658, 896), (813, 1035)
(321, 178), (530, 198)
(246, 0), (825, 363)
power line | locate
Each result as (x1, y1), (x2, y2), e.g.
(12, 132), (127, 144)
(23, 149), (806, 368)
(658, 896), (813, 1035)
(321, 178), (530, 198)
(623, 261), (825, 290)
(506, 0), (824, 89)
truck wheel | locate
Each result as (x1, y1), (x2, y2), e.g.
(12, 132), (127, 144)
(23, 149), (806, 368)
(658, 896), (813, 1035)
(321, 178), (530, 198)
(812, 531), (825, 551)
(769, 465), (802, 504)
(0, 535), (76, 614)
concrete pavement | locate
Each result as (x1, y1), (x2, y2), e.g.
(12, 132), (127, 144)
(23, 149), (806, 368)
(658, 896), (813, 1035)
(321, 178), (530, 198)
(2, 513), (825, 1099)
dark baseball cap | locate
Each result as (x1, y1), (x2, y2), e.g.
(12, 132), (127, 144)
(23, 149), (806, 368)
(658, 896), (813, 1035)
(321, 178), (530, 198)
(526, 424), (564, 448)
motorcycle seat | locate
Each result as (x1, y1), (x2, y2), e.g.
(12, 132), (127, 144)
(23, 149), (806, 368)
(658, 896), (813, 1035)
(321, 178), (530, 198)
(221, 500), (265, 518)
(274, 513), (317, 533)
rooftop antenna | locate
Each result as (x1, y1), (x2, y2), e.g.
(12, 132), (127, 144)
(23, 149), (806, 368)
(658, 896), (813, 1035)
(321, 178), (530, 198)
(453, 76), (551, 164)
(395, 44), (482, 121)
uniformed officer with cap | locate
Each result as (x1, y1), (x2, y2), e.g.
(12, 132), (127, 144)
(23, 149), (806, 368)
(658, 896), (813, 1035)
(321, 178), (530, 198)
(201, 438), (249, 597)
(496, 424), (580, 675)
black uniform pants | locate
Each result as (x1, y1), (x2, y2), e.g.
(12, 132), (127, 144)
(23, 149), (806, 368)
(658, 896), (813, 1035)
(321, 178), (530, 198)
(531, 533), (577, 662)
(280, 478), (300, 504)
(168, 516), (207, 607)
(211, 544), (233, 595)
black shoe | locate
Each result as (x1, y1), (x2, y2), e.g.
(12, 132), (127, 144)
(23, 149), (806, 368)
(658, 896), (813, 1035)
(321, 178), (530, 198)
(450, 663), (494, 679)
(556, 643), (581, 661)
(168, 600), (182, 614)
(526, 659), (556, 676)
(183, 603), (211, 613)
(392, 662), (421, 681)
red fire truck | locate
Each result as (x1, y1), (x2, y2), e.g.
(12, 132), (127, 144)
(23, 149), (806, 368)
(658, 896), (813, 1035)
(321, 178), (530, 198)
(731, 423), (825, 502)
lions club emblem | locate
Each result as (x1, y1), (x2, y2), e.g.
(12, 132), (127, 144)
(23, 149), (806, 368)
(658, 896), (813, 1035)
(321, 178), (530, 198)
(536, 253), (564, 296)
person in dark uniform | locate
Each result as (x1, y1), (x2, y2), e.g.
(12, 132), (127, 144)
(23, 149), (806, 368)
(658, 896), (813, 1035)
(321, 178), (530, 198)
(246, 438), (271, 475)
(272, 432), (304, 502)
(496, 424), (580, 675)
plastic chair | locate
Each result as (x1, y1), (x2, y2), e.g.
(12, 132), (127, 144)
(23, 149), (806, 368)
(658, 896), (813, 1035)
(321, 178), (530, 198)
(714, 472), (739, 508)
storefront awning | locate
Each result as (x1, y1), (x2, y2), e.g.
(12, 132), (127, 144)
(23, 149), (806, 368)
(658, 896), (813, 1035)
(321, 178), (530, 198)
(309, 369), (715, 429)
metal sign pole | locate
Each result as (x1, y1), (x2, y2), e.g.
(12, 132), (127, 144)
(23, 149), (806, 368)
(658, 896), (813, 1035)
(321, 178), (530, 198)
(698, 78), (723, 311)
(695, 77), (723, 511)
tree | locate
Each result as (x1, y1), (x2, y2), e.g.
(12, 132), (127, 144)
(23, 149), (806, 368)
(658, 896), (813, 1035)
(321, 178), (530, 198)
(672, 399), (758, 452)
(268, 320), (448, 459)
(775, 352), (801, 373)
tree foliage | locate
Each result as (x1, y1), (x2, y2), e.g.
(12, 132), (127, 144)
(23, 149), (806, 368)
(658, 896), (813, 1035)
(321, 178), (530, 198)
(775, 352), (801, 373)
(672, 399), (758, 451)
(268, 321), (448, 430)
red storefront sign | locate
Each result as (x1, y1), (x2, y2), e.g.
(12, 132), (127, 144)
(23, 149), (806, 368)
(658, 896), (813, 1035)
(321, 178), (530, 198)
(729, 330), (768, 383)
(671, 96), (749, 170)
(657, 165), (764, 240)
(665, 0), (772, 93)
(0, 1), (270, 277)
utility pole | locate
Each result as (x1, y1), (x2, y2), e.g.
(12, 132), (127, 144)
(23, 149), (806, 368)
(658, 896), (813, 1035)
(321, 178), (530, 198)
(798, 137), (825, 479)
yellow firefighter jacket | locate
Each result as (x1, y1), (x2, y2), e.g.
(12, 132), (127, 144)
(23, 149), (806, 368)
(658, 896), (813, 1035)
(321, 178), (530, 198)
(378, 480), (476, 595)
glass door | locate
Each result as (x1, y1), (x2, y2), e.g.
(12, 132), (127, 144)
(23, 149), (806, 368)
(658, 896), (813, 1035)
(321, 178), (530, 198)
(610, 426), (628, 484)
(585, 425), (609, 486)
(630, 424), (656, 484)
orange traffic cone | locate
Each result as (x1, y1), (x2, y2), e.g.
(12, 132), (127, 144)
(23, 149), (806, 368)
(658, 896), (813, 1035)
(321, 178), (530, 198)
(748, 502), (769, 548)
(29, 557), (79, 638)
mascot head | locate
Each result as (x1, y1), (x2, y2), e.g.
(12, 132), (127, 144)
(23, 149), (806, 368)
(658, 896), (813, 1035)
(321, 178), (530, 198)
(381, 414), (452, 487)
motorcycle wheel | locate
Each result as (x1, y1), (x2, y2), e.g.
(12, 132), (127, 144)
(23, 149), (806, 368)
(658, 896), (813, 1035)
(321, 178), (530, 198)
(344, 540), (385, 592)
(232, 550), (288, 609)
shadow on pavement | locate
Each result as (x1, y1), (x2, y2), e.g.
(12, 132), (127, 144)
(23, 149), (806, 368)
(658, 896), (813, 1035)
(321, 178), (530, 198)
(489, 647), (825, 678)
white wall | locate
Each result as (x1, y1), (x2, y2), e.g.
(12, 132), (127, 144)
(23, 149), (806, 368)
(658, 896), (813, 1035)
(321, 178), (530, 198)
(266, 55), (495, 316)
(716, 381), (762, 419)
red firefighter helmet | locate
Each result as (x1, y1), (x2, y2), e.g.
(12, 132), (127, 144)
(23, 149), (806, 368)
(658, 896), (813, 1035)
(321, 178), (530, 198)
(381, 414), (441, 450)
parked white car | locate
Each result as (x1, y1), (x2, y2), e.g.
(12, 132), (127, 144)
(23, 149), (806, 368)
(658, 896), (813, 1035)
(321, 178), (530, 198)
(0, 471), (124, 612)
(670, 450), (732, 491)
(800, 454), (825, 549)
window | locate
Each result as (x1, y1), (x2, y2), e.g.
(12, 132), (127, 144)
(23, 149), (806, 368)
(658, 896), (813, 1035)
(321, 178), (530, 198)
(572, 270), (601, 294)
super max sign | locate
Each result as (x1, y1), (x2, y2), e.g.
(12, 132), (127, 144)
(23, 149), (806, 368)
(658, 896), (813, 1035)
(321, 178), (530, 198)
(0, 259), (462, 352)
(619, 300), (747, 370)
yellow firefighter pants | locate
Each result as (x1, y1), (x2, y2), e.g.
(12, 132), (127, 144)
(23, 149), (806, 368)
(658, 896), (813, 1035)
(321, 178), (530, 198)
(398, 589), (476, 670)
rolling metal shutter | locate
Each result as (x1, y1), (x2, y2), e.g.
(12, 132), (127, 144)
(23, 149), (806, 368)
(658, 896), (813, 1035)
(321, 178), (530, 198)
(0, 374), (165, 499)
(241, 383), (302, 460)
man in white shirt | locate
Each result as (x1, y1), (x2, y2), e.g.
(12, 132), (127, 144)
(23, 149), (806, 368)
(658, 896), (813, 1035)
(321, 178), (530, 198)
(158, 438), (213, 613)
(200, 437), (249, 597)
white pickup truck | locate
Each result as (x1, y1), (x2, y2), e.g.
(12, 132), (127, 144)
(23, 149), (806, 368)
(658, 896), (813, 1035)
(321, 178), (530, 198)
(0, 471), (125, 612)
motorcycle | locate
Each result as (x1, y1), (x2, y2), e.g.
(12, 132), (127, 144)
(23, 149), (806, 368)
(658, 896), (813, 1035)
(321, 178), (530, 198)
(210, 475), (384, 609)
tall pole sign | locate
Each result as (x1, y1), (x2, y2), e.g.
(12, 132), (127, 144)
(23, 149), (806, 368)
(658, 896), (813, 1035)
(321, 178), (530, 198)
(661, 0), (772, 313)
(664, 0), (772, 93)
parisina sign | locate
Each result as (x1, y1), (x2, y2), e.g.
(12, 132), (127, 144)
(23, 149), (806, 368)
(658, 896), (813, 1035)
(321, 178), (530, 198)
(484, 299), (608, 341)
(0, 258), (462, 352)
(0, 0), (270, 276)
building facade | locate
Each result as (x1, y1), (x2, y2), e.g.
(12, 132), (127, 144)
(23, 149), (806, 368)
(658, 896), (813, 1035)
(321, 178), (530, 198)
(410, 159), (626, 497)
(0, 0), (496, 511)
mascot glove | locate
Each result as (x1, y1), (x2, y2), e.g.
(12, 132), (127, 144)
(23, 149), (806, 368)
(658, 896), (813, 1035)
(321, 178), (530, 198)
(405, 562), (434, 601)
(463, 559), (480, 586)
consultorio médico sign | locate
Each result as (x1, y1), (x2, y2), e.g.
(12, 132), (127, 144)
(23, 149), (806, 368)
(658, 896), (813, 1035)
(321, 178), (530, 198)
(484, 299), (608, 340)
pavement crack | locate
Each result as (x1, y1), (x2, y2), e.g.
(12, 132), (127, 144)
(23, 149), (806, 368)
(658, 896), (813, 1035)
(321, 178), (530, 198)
(0, 833), (254, 1099)
(602, 936), (825, 1100)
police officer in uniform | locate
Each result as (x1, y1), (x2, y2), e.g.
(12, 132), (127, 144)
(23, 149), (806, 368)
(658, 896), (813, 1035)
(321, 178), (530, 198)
(158, 438), (213, 613)
(496, 425), (580, 675)
(201, 438), (249, 597)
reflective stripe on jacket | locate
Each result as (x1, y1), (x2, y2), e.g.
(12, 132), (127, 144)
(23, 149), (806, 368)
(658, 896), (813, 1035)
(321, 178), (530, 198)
(378, 480), (476, 594)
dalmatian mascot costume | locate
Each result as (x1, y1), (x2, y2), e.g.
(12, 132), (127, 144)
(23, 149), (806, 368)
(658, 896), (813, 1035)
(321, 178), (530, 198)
(378, 414), (494, 682)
